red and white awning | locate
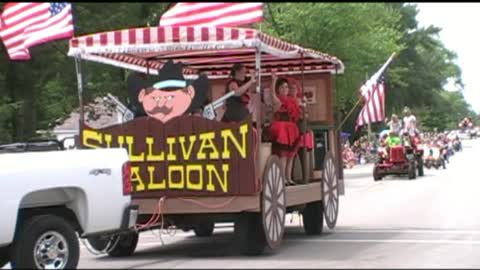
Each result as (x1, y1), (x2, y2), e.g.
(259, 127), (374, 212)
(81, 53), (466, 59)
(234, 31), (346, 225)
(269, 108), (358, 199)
(68, 26), (344, 78)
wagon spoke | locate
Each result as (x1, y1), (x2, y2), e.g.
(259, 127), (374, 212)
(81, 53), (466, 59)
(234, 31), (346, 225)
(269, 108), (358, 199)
(324, 191), (330, 203)
(270, 212), (276, 241)
(267, 181), (273, 198)
(265, 198), (272, 214)
(277, 191), (285, 207)
(330, 190), (338, 202)
(278, 207), (285, 224)
(276, 165), (281, 188)
(332, 203), (338, 221)
(325, 163), (330, 179)
(322, 153), (339, 229)
(329, 202), (335, 219)
(267, 210), (273, 232)
(323, 181), (330, 194)
(274, 167), (280, 195)
(332, 180), (338, 190)
(269, 167), (273, 184)
(332, 199), (338, 217)
(275, 216), (281, 241)
(276, 214), (282, 241)
(262, 156), (287, 249)
(327, 161), (332, 177)
(276, 178), (283, 196)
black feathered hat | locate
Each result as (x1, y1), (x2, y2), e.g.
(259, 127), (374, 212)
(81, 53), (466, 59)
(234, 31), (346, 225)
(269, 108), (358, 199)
(153, 60), (188, 91)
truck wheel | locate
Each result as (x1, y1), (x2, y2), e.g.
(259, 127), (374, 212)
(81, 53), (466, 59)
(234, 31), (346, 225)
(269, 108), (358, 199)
(0, 247), (9, 268)
(107, 232), (139, 257)
(417, 158), (424, 177)
(193, 221), (215, 237)
(10, 214), (79, 269)
(302, 201), (324, 235)
(373, 165), (382, 181)
(408, 162), (417, 180)
(425, 161), (431, 169)
(234, 213), (266, 256)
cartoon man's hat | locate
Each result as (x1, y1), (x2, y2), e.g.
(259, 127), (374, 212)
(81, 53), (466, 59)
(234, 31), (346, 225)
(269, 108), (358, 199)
(153, 60), (187, 91)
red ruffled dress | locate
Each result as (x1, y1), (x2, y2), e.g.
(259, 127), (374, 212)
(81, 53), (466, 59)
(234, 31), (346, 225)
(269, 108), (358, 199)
(270, 95), (301, 157)
(294, 97), (314, 151)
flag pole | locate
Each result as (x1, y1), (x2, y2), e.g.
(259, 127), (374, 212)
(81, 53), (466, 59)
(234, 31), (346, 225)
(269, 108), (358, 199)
(255, 20), (263, 182)
(74, 56), (84, 132)
(335, 97), (363, 133)
(301, 51), (308, 183)
(366, 72), (372, 142)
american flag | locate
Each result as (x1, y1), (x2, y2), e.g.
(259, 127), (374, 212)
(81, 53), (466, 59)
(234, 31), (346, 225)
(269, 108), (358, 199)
(0, 2), (74, 60)
(159, 2), (263, 27)
(355, 73), (386, 130)
(355, 53), (396, 130)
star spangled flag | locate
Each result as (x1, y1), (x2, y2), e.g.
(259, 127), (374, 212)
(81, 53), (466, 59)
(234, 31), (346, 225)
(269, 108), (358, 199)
(356, 73), (386, 130)
(159, 2), (263, 27)
(0, 2), (74, 60)
(356, 53), (395, 130)
(358, 53), (395, 102)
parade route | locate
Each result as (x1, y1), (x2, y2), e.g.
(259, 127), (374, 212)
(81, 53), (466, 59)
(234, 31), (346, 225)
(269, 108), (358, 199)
(69, 139), (480, 268)
(3, 140), (478, 269)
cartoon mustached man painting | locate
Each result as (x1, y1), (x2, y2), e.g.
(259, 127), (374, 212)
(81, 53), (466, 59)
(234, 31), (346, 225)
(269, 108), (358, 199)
(138, 60), (209, 123)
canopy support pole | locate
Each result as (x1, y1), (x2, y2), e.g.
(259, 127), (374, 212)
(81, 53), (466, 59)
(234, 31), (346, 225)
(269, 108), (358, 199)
(300, 52), (309, 183)
(255, 38), (262, 183)
(74, 56), (84, 130)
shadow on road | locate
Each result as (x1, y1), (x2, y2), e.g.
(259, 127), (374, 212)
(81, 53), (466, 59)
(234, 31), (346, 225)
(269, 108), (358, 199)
(345, 171), (373, 179)
(92, 226), (403, 266)
(378, 173), (435, 181)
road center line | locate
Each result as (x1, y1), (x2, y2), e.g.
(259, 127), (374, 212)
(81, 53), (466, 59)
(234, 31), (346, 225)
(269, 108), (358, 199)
(79, 238), (480, 251)
(287, 239), (480, 245)
(330, 229), (480, 234)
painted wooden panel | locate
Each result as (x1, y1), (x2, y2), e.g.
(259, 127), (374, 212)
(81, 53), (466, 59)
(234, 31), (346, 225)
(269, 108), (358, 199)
(80, 115), (257, 198)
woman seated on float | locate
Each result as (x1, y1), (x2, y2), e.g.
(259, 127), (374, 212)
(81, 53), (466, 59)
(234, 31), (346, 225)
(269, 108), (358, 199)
(269, 74), (302, 186)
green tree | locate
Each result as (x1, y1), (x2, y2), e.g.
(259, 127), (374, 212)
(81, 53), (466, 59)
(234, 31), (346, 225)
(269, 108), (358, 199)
(0, 3), (172, 143)
(0, 2), (476, 144)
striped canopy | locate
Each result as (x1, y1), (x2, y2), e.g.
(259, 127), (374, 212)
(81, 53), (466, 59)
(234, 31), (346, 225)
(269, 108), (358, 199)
(68, 26), (344, 79)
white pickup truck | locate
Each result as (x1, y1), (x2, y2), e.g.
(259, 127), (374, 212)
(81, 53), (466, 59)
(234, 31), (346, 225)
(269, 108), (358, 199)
(0, 144), (138, 269)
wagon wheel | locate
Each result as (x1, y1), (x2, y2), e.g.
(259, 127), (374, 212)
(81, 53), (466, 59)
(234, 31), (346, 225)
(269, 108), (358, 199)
(262, 155), (286, 250)
(322, 152), (339, 229)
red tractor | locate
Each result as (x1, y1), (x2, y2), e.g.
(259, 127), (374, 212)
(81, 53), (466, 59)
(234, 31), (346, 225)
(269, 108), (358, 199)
(373, 134), (424, 181)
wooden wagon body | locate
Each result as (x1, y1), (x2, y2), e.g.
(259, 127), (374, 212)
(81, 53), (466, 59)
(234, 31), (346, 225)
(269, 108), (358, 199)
(68, 25), (345, 255)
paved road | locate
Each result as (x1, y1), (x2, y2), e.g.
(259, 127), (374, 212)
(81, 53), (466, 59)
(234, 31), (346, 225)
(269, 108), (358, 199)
(5, 139), (480, 268)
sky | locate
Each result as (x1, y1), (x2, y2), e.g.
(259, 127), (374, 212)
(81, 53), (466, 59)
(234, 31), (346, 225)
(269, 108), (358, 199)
(416, 3), (480, 113)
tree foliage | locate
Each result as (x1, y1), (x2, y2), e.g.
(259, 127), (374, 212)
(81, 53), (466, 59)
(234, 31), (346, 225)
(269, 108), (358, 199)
(0, 3), (476, 143)
(263, 2), (476, 135)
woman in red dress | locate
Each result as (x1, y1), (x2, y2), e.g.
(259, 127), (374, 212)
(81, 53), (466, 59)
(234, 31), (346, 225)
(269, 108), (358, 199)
(285, 77), (314, 183)
(287, 77), (314, 151)
(270, 75), (301, 185)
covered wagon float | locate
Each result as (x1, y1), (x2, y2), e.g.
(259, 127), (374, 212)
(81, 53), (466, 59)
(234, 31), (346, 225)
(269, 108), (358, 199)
(68, 25), (346, 256)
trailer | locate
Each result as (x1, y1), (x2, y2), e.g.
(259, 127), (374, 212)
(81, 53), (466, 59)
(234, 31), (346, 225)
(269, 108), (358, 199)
(68, 25), (345, 255)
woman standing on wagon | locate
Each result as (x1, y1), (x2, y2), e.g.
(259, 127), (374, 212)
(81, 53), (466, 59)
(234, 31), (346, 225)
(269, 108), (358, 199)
(221, 63), (257, 123)
(270, 74), (301, 185)
(287, 77), (314, 180)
